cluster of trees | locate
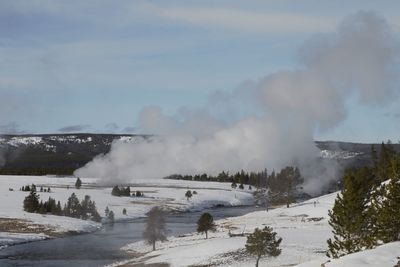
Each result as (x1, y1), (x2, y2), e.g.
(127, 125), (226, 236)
(327, 142), (400, 258)
(21, 184), (52, 193)
(111, 185), (131, 196)
(166, 170), (270, 188)
(252, 166), (304, 208)
(23, 189), (101, 222)
(20, 184), (37, 192)
(111, 185), (144, 197)
(104, 206), (115, 223)
(168, 166), (304, 207)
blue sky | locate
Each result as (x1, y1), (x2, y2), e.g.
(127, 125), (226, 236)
(0, 0), (399, 142)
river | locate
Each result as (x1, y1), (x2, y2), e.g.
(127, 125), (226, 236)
(0, 205), (262, 267)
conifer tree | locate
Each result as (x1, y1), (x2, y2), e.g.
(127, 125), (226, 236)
(108, 210), (115, 223)
(197, 213), (216, 239)
(105, 206), (110, 217)
(75, 177), (82, 189)
(327, 168), (376, 258)
(375, 156), (400, 242)
(23, 188), (40, 212)
(245, 226), (282, 267)
(185, 190), (192, 201)
(66, 193), (81, 218)
(111, 186), (121, 196)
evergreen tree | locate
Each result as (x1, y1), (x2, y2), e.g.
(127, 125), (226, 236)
(56, 201), (62, 215)
(197, 212), (216, 239)
(276, 166), (303, 208)
(185, 190), (193, 201)
(231, 181), (237, 189)
(143, 206), (167, 251)
(327, 168), (376, 258)
(245, 226), (282, 267)
(66, 193), (81, 218)
(75, 177), (82, 189)
(123, 208), (127, 215)
(374, 156), (400, 242)
(105, 206), (110, 217)
(108, 210), (115, 223)
(111, 186), (121, 196)
(239, 183), (244, 189)
(23, 188), (40, 212)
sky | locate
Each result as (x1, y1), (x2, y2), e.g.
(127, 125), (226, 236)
(0, 0), (400, 143)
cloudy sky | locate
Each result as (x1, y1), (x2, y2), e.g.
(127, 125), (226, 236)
(0, 0), (399, 142)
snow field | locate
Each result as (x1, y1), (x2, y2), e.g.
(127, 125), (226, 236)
(0, 175), (253, 248)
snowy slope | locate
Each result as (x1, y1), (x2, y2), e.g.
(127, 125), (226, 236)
(296, 242), (400, 267)
(118, 193), (337, 267)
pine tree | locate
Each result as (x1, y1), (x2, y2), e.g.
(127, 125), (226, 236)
(105, 206), (110, 217)
(108, 210), (115, 223)
(185, 190), (192, 201)
(75, 177), (82, 189)
(197, 213), (216, 239)
(23, 188), (40, 213)
(143, 206), (167, 251)
(326, 168), (376, 258)
(245, 226), (282, 267)
(111, 186), (121, 196)
(66, 193), (81, 218)
(123, 208), (127, 215)
(375, 156), (400, 242)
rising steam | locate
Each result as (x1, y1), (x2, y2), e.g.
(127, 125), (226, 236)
(75, 11), (400, 194)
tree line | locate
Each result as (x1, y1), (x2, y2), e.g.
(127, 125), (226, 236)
(327, 141), (400, 258)
(166, 166), (304, 207)
(23, 188), (101, 222)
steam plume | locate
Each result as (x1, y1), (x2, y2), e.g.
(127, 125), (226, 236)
(76, 11), (400, 194)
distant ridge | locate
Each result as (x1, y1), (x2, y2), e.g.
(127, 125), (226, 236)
(0, 133), (398, 176)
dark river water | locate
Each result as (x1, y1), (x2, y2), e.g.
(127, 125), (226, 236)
(0, 205), (262, 267)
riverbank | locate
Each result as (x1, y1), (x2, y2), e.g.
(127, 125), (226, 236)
(113, 193), (337, 267)
(0, 205), (262, 267)
(0, 175), (254, 249)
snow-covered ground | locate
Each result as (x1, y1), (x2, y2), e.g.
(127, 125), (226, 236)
(117, 193), (335, 266)
(117, 192), (400, 267)
(0, 175), (253, 249)
(297, 241), (400, 267)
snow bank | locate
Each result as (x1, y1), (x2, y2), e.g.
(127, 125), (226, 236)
(296, 242), (400, 267)
(0, 232), (48, 250)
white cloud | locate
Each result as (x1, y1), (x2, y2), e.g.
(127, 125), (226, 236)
(146, 5), (336, 33)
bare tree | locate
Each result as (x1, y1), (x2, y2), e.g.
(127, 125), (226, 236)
(143, 206), (167, 251)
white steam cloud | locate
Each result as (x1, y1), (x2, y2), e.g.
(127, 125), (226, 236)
(76, 11), (400, 194)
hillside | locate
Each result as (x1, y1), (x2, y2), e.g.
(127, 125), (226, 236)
(0, 134), (147, 175)
(0, 133), (398, 176)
